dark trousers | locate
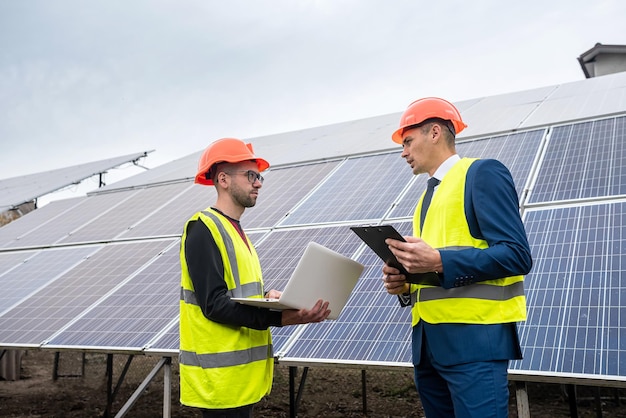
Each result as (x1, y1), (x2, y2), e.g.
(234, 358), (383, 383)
(413, 326), (510, 418)
(200, 404), (254, 418)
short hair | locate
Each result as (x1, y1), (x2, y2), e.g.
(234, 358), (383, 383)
(416, 118), (456, 146)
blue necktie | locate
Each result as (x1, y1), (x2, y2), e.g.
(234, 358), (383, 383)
(420, 177), (440, 230)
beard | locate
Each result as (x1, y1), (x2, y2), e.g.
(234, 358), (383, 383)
(231, 183), (257, 208)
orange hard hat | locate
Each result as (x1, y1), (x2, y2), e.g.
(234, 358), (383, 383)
(391, 97), (467, 144)
(194, 138), (270, 186)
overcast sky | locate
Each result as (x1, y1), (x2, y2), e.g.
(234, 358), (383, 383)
(1, 0), (625, 187)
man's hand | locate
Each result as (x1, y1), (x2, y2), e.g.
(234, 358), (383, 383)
(385, 236), (442, 274)
(381, 265), (409, 295)
(281, 299), (331, 325)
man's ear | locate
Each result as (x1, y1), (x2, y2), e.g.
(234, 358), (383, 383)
(431, 123), (442, 141)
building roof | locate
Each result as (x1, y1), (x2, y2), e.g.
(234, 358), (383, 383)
(578, 43), (626, 78)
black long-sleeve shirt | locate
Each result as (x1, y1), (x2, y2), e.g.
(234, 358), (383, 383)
(184, 211), (283, 330)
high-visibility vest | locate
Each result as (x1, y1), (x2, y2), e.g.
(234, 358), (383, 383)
(410, 158), (527, 327)
(179, 208), (273, 409)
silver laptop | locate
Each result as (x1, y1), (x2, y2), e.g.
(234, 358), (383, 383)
(231, 241), (364, 320)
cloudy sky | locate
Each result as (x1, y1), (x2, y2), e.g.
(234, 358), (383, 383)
(1, 0), (625, 187)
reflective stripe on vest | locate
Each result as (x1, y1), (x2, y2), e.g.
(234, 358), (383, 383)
(201, 210), (243, 297)
(180, 345), (273, 369)
(419, 280), (525, 302)
(180, 283), (262, 307)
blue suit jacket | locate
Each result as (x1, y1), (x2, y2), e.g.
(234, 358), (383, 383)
(412, 158), (532, 367)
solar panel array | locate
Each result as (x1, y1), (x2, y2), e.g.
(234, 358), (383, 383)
(0, 151), (150, 213)
(0, 107), (625, 387)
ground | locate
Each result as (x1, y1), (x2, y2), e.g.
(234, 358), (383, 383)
(0, 350), (625, 417)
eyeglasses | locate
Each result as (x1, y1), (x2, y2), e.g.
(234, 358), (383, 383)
(226, 170), (264, 184)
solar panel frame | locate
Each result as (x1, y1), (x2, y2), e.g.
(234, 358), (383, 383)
(144, 319), (180, 354)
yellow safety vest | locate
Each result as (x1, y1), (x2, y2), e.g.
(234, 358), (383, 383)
(410, 158), (527, 327)
(179, 208), (273, 409)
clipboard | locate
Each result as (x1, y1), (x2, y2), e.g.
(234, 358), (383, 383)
(350, 224), (440, 285)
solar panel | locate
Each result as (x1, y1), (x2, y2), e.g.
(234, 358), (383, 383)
(145, 320), (179, 354)
(279, 221), (414, 363)
(241, 161), (341, 229)
(0, 246), (100, 315)
(510, 203), (626, 380)
(529, 116), (626, 203)
(457, 129), (545, 197)
(95, 152), (200, 192)
(145, 235), (271, 355)
(0, 151), (150, 212)
(255, 225), (365, 352)
(0, 251), (39, 279)
(0, 197), (83, 249)
(58, 183), (187, 244)
(121, 183), (215, 239)
(2, 191), (137, 249)
(521, 72), (626, 128)
(45, 240), (180, 350)
(388, 130), (544, 218)
(279, 152), (414, 226)
(0, 239), (173, 347)
(45, 230), (268, 350)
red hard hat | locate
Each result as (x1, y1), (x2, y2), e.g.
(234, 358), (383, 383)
(194, 138), (270, 186)
(391, 97), (467, 144)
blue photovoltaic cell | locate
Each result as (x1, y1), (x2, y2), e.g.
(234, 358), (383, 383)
(145, 320), (179, 353)
(0, 197), (83, 249)
(3, 191), (137, 249)
(457, 129), (544, 197)
(0, 240), (173, 346)
(0, 246), (100, 315)
(510, 203), (626, 379)
(242, 161), (340, 229)
(279, 152), (414, 226)
(121, 183), (216, 239)
(389, 130), (544, 218)
(46, 241), (180, 349)
(280, 221), (414, 363)
(255, 226), (365, 352)
(58, 183), (186, 244)
(529, 116), (626, 203)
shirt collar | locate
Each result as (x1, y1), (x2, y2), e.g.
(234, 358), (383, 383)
(432, 154), (460, 182)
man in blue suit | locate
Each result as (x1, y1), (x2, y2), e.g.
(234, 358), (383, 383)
(382, 97), (532, 418)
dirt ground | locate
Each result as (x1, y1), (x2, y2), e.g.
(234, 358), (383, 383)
(0, 350), (625, 418)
